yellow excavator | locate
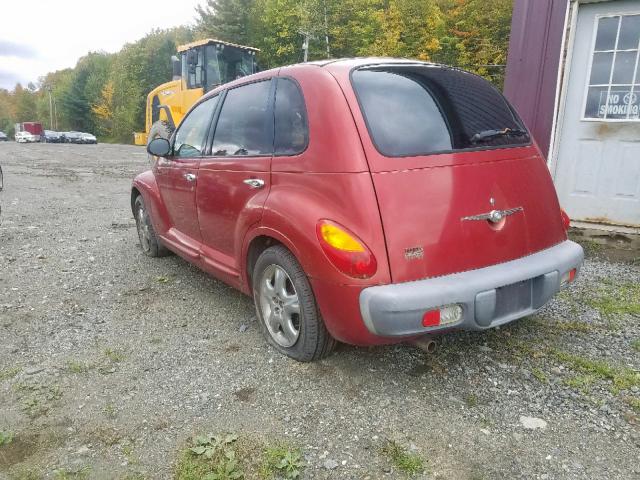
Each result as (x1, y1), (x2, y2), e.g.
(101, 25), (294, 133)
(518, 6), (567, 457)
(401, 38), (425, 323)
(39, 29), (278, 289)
(134, 38), (260, 146)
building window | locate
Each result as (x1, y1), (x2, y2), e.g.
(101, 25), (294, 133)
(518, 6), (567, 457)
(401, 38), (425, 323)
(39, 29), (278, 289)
(584, 14), (640, 121)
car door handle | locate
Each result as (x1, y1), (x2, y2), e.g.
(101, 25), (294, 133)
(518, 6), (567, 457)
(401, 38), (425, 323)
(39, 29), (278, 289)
(183, 173), (196, 182)
(243, 178), (265, 189)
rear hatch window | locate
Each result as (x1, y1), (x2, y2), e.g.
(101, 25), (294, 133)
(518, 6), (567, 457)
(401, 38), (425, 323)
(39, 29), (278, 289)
(351, 65), (530, 157)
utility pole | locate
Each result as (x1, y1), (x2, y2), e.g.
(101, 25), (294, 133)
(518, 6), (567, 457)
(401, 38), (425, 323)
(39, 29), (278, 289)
(324, 1), (330, 58)
(301, 31), (310, 62)
(46, 86), (53, 130)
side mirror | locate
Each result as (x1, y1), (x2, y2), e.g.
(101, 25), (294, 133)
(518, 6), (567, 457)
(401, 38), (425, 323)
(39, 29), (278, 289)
(147, 138), (171, 157)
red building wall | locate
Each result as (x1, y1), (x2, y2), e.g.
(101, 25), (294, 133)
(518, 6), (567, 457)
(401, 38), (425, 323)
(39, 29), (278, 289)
(504, 0), (569, 159)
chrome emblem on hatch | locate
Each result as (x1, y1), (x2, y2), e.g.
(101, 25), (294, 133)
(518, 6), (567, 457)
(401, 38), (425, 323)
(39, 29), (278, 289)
(461, 207), (523, 224)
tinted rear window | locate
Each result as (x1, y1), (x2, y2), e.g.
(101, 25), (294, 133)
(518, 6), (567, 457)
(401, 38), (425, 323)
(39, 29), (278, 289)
(352, 66), (530, 157)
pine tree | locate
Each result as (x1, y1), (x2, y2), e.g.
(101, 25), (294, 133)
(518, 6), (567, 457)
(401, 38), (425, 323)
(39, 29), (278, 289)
(196, 0), (256, 44)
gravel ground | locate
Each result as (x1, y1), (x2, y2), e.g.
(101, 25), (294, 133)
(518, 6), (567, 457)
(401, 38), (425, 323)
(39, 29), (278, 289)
(0, 142), (638, 480)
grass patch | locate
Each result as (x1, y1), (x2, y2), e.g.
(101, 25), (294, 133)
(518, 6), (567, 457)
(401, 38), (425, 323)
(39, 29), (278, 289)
(0, 366), (21, 381)
(624, 397), (640, 414)
(0, 430), (15, 446)
(631, 339), (640, 352)
(52, 466), (91, 479)
(586, 281), (640, 317)
(531, 368), (548, 384)
(259, 444), (304, 479)
(553, 350), (640, 393)
(464, 393), (478, 407)
(66, 360), (92, 374)
(104, 348), (126, 363)
(381, 440), (425, 476)
(564, 375), (597, 393)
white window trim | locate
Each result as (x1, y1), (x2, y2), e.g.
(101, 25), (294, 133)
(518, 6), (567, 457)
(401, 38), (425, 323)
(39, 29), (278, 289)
(580, 12), (640, 123)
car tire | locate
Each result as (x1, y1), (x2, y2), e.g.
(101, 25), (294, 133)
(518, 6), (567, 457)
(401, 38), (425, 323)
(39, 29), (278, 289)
(133, 195), (169, 257)
(252, 245), (335, 362)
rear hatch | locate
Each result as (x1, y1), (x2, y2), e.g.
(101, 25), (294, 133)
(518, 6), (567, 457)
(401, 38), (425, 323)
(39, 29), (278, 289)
(350, 65), (567, 283)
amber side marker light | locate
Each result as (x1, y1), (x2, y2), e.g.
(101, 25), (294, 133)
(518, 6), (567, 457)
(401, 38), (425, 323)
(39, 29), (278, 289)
(560, 209), (571, 231)
(561, 268), (577, 287)
(316, 220), (377, 278)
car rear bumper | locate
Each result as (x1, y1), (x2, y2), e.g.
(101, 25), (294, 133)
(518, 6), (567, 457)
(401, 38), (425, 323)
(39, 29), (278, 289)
(359, 240), (584, 337)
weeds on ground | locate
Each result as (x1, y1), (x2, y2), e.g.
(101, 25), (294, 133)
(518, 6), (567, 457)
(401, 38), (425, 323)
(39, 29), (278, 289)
(104, 348), (126, 363)
(259, 444), (304, 479)
(381, 440), (425, 476)
(176, 433), (242, 480)
(66, 360), (93, 374)
(13, 382), (63, 419)
(531, 368), (548, 384)
(631, 339), (640, 352)
(0, 366), (21, 381)
(623, 396), (640, 414)
(553, 350), (640, 393)
(0, 430), (15, 446)
(586, 281), (640, 318)
(52, 466), (92, 479)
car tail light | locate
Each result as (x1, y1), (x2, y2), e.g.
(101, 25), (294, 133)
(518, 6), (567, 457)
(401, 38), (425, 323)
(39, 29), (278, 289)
(560, 209), (571, 231)
(422, 304), (463, 328)
(560, 268), (577, 287)
(316, 220), (377, 278)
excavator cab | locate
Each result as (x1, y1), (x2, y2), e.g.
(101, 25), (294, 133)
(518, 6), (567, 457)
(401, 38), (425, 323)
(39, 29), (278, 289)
(134, 39), (259, 146)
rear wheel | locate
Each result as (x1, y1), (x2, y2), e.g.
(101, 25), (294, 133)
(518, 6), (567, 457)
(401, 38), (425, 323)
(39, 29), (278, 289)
(134, 195), (169, 257)
(252, 245), (335, 362)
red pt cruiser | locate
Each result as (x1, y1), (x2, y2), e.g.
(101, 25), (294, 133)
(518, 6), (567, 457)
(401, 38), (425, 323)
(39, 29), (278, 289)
(132, 58), (584, 362)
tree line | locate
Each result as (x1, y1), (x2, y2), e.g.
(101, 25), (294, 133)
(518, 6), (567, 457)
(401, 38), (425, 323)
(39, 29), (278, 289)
(0, 0), (513, 143)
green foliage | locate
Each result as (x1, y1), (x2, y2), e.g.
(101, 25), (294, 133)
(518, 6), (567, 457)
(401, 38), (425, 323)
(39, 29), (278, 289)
(381, 440), (425, 475)
(0, 0), (512, 142)
(259, 444), (304, 479)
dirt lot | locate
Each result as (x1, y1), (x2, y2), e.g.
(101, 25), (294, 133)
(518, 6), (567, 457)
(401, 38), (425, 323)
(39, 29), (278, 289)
(0, 142), (639, 480)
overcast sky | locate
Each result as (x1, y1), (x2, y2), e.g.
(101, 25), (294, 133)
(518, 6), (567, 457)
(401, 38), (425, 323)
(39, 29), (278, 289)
(0, 0), (204, 90)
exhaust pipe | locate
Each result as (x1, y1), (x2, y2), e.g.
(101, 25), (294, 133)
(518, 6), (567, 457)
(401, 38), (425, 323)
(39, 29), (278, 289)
(412, 335), (437, 354)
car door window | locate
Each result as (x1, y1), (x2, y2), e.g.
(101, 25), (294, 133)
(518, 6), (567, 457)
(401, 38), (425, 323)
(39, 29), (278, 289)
(274, 78), (309, 155)
(212, 80), (273, 156)
(173, 95), (219, 158)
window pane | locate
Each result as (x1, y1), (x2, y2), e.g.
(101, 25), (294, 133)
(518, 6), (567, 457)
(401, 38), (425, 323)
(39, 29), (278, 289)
(595, 16), (619, 51)
(212, 80), (273, 156)
(584, 86), (609, 118)
(606, 87), (633, 119)
(612, 51), (638, 84)
(174, 96), (219, 157)
(352, 67), (528, 156)
(590, 52), (614, 84)
(618, 15), (640, 50)
(352, 70), (452, 156)
(274, 78), (309, 155)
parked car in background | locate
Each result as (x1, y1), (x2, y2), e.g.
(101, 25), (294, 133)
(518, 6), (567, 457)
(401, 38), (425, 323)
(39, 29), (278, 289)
(43, 130), (63, 143)
(63, 131), (84, 144)
(133, 58), (584, 362)
(15, 122), (43, 142)
(80, 133), (97, 144)
(0, 131), (8, 141)
(15, 131), (40, 143)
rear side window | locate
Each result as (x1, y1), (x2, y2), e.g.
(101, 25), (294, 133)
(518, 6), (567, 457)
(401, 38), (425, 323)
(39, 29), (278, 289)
(274, 78), (309, 155)
(212, 80), (273, 156)
(352, 66), (530, 157)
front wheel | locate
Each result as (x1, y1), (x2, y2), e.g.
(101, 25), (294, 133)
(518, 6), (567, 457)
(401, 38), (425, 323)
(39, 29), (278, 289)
(252, 245), (335, 362)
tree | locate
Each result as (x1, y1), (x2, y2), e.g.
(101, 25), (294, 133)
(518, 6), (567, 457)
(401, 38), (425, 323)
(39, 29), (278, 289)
(196, 0), (256, 44)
